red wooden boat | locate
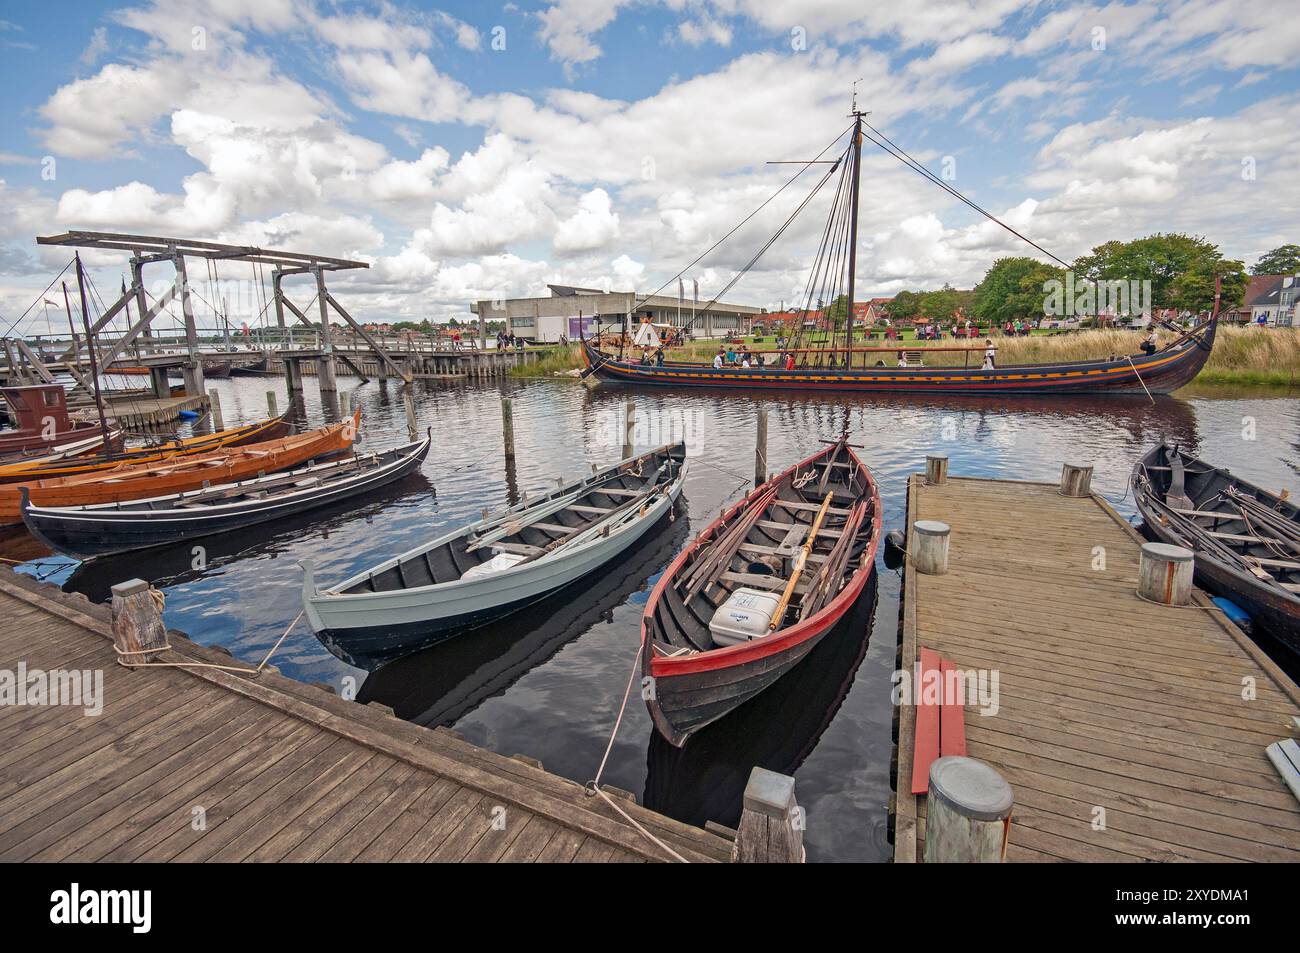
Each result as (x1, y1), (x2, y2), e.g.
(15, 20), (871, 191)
(0, 384), (107, 456)
(641, 436), (880, 746)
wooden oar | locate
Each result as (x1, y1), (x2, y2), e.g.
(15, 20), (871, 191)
(769, 492), (833, 630)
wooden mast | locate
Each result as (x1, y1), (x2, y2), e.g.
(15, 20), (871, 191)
(73, 254), (114, 457)
(844, 106), (864, 368)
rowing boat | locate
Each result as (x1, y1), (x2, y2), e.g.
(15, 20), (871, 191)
(0, 414), (289, 483)
(641, 436), (880, 746)
(22, 429), (429, 559)
(0, 409), (359, 527)
(1133, 443), (1300, 653)
(0, 428), (124, 466)
(303, 442), (688, 662)
(0, 384), (108, 456)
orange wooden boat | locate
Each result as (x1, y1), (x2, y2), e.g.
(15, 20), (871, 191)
(1, 409), (360, 527)
(0, 414), (289, 484)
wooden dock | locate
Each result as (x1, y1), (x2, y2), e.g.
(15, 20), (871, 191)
(893, 474), (1300, 863)
(105, 393), (209, 428)
(0, 569), (733, 863)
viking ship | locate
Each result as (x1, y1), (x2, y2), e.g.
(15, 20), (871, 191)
(582, 107), (1217, 396)
(641, 435), (880, 746)
(1133, 444), (1300, 653)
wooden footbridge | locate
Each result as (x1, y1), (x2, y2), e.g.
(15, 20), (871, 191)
(1, 232), (536, 418)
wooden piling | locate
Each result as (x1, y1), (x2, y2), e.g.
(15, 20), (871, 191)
(402, 387), (418, 441)
(266, 390), (278, 418)
(110, 579), (168, 664)
(622, 398), (635, 460)
(501, 396), (516, 462)
(925, 454), (948, 486)
(1060, 462), (1093, 497)
(922, 756), (1013, 863)
(1138, 542), (1194, 605)
(912, 519), (950, 575)
(207, 389), (224, 430)
(755, 408), (768, 487)
(733, 767), (803, 863)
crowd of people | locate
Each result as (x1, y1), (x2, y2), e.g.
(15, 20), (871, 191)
(494, 331), (527, 351)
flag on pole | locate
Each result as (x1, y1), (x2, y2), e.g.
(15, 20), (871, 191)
(43, 299), (59, 307)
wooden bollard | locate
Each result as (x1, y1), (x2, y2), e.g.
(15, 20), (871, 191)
(912, 520), (950, 575)
(110, 579), (168, 664)
(755, 408), (768, 488)
(501, 396), (516, 462)
(207, 389), (224, 430)
(925, 454), (948, 485)
(923, 756), (1014, 863)
(341, 389), (352, 416)
(1138, 542), (1194, 605)
(733, 767), (804, 863)
(266, 390), (278, 418)
(1060, 462), (1093, 497)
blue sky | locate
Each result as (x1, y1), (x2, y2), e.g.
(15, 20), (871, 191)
(1, 0), (1298, 332)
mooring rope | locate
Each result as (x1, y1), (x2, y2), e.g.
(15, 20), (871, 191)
(585, 642), (690, 864)
(115, 587), (302, 676)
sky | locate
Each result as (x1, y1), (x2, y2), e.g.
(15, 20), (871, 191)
(1, 0), (1298, 334)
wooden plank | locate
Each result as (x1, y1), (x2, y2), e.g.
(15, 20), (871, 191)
(938, 657), (967, 758)
(910, 647), (941, 794)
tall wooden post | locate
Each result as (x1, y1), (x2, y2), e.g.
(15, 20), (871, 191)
(266, 390), (278, 418)
(402, 386), (417, 441)
(622, 398), (635, 460)
(208, 388), (225, 430)
(173, 252), (205, 397)
(271, 268), (287, 331)
(755, 407), (769, 486)
(501, 396), (516, 462)
(314, 266), (337, 395)
(733, 767), (804, 863)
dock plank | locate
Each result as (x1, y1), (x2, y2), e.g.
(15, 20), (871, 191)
(893, 476), (1300, 864)
(0, 568), (731, 863)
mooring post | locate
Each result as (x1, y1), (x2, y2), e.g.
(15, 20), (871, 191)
(1060, 462), (1093, 497)
(110, 579), (168, 664)
(733, 767), (804, 863)
(923, 756), (1014, 863)
(501, 396), (516, 462)
(926, 454), (948, 485)
(266, 390), (278, 418)
(755, 407), (768, 487)
(1138, 542), (1194, 606)
(402, 386), (417, 440)
(622, 398), (635, 460)
(341, 389), (352, 417)
(284, 356), (304, 394)
(913, 519), (950, 575)
(207, 388), (225, 430)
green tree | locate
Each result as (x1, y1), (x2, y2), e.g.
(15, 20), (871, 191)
(1252, 244), (1300, 275)
(884, 290), (922, 322)
(972, 257), (1064, 325)
(1072, 233), (1234, 308)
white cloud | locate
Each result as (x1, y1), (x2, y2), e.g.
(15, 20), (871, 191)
(555, 188), (621, 252)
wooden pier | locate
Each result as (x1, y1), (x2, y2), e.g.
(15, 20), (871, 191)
(892, 474), (1300, 863)
(0, 569), (733, 863)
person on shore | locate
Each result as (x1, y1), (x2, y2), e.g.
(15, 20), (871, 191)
(982, 338), (997, 370)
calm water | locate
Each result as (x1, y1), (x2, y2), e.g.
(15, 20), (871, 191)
(7, 375), (1300, 862)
